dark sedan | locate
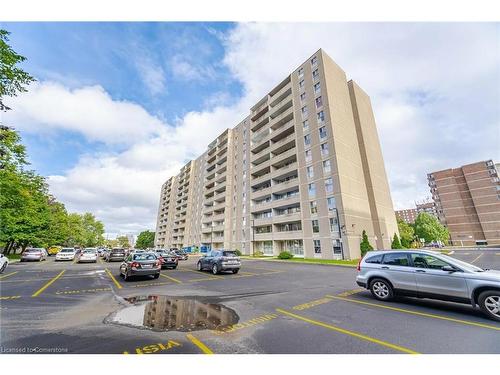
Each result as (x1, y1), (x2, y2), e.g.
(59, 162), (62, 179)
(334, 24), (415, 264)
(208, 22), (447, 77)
(197, 250), (241, 275)
(172, 249), (188, 260)
(155, 251), (179, 269)
(105, 248), (126, 262)
(119, 253), (161, 281)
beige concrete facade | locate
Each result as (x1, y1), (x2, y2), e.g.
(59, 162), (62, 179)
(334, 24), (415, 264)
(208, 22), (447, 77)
(428, 160), (500, 246)
(155, 49), (398, 259)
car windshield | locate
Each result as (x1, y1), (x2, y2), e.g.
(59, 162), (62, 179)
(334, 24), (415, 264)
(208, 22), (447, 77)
(222, 251), (238, 257)
(60, 248), (74, 253)
(440, 254), (485, 272)
(83, 250), (96, 254)
(133, 254), (156, 261)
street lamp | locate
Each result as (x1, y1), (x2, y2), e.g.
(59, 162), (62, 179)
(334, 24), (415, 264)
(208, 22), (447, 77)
(250, 219), (255, 256)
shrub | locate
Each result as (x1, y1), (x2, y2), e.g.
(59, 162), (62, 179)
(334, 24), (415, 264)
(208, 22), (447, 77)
(253, 250), (264, 257)
(278, 251), (294, 259)
(234, 249), (242, 256)
(360, 230), (374, 257)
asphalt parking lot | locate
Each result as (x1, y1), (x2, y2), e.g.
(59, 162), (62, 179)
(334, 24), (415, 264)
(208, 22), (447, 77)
(1, 250), (499, 354)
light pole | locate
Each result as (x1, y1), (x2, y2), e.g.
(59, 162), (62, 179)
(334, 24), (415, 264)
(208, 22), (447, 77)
(250, 219), (255, 256)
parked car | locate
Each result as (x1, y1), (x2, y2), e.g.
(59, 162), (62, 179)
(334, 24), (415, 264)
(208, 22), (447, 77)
(77, 248), (98, 263)
(356, 250), (500, 321)
(119, 252), (161, 281)
(104, 248), (126, 262)
(100, 248), (109, 257)
(55, 248), (77, 261)
(21, 248), (48, 262)
(48, 245), (62, 256)
(172, 249), (188, 260)
(197, 250), (241, 275)
(0, 253), (9, 273)
(156, 251), (178, 269)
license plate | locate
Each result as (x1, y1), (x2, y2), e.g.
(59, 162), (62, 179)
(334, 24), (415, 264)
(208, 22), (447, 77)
(141, 264), (152, 268)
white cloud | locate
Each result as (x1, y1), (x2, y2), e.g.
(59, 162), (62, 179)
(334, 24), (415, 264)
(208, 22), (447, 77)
(134, 55), (167, 95)
(170, 54), (217, 82)
(4, 81), (165, 145)
(4, 23), (499, 235)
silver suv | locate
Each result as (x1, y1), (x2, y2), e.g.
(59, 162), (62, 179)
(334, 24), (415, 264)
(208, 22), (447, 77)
(356, 250), (500, 321)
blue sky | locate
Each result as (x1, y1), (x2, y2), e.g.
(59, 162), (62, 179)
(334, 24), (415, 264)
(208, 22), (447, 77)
(3, 22), (241, 174)
(2, 23), (498, 236)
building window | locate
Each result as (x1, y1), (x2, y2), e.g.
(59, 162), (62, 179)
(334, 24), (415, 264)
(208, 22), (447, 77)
(321, 142), (329, 157)
(313, 239), (321, 253)
(300, 92), (306, 102)
(327, 197), (336, 211)
(299, 80), (305, 89)
(305, 149), (312, 163)
(329, 217), (340, 233)
(311, 56), (318, 66)
(314, 82), (321, 94)
(332, 239), (342, 255)
(310, 201), (318, 214)
(312, 220), (320, 233)
(312, 69), (320, 81)
(301, 106), (308, 118)
(302, 119), (309, 132)
(308, 183), (316, 197)
(298, 67), (304, 78)
(319, 126), (327, 140)
(307, 166), (314, 179)
(323, 159), (331, 174)
(315, 96), (323, 109)
(317, 110), (325, 123)
(304, 134), (311, 146)
(325, 177), (334, 193)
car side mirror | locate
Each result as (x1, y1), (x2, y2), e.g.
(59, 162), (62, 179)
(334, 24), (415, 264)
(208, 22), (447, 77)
(442, 265), (457, 272)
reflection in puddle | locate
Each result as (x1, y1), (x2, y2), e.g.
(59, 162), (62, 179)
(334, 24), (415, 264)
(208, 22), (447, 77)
(108, 295), (239, 332)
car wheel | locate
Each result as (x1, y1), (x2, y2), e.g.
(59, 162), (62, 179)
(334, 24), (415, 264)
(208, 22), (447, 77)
(369, 278), (394, 301)
(197, 262), (203, 271)
(232, 269), (239, 274)
(153, 273), (160, 279)
(478, 290), (500, 322)
(212, 264), (219, 275)
(0, 263), (6, 273)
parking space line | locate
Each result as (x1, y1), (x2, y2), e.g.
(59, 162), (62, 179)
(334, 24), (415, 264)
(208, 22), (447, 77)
(326, 295), (500, 332)
(105, 268), (123, 289)
(178, 268), (223, 279)
(31, 270), (65, 297)
(471, 253), (483, 263)
(55, 287), (112, 295)
(0, 295), (21, 300)
(159, 273), (182, 284)
(186, 334), (214, 354)
(337, 288), (364, 297)
(0, 271), (18, 280)
(276, 308), (419, 354)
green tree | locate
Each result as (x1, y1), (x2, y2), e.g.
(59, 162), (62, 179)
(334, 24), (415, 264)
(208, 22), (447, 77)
(135, 230), (155, 249)
(116, 236), (130, 248)
(391, 233), (403, 249)
(0, 29), (36, 111)
(360, 230), (374, 256)
(81, 213), (105, 247)
(413, 212), (449, 244)
(397, 219), (415, 248)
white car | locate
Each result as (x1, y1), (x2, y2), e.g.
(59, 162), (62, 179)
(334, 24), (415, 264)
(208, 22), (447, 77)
(55, 248), (76, 261)
(0, 254), (9, 273)
(77, 248), (98, 263)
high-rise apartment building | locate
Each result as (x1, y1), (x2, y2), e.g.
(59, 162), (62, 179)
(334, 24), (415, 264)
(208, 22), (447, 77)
(155, 49), (398, 259)
(395, 208), (418, 224)
(428, 160), (500, 246)
(395, 199), (438, 224)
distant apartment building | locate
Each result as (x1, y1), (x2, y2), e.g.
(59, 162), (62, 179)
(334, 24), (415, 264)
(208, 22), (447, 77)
(155, 49), (398, 259)
(395, 208), (418, 224)
(416, 200), (438, 218)
(428, 160), (500, 246)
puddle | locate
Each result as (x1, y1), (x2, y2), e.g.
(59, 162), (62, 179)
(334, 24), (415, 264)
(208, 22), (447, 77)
(106, 295), (239, 332)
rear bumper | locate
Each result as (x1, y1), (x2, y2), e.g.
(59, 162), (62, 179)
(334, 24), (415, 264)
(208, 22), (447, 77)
(56, 257), (74, 261)
(356, 281), (367, 288)
(78, 258), (97, 262)
(22, 256), (42, 261)
(108, 256), (125, 261)
(129, 267), (161, 276)
(161, 262), (177, 268)
(220, 263), (241, 270)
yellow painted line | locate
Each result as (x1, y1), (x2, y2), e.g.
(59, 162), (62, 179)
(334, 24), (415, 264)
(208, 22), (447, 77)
(55, 288), (112, 295)
(276, 308), (419, 354)
(238, 271), (258, 276)
(186, 333), (213, 354)
(326, 295), (500, 332)
(0, 295), (21, 300)
(337, 288), (364, 297)
(178, 268), (224, 279)
(105, 268), (123, 289)
(292, 297), (333, 311)
(0, 271), (18, 280)
(159, 273), (183, 284)
(31, 270), (65, 297)
(471, 253), (483, 263)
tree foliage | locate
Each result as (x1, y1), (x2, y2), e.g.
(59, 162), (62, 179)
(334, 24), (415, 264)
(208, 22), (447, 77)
(135, 230), (155, 249)
(0, 29), (36, 111)
(397, 219), (415, 248)
(391, 233), (403, 249)
(116, 236), (131, 248)
(413, 212), (449, 244)
(360, 230), (374, 256)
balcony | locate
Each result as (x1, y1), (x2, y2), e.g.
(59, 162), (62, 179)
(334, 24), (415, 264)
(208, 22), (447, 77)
(202, 227), (213, 234)
(252, 216), (273, 226)
(251, 172), (272, 187)
(272, 230), (303, 241)
(272, 193), (300, 207)
(270, 106), (294, 130)
(273, 211), (301, 224)
(270, 147), (297, 168)
(251, 199), (274, 212)
(273, 161), (298, 176)
(269, 98), (293, 120)
(251, 115), (269, 133)
(270, 121), (295, 143)
(251, 185), (272, 199)
(211, 224), (225, 231)
(271, 133), (296, 153)
(251, 126), (272, 146)
(251, 103), (269, 122)
(251, 147), (271, 163)
(273, 176), (299, 193)
(253, 232), (273, 241)
(269, 83), (292, 108)
(212, 201), (226, 211)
